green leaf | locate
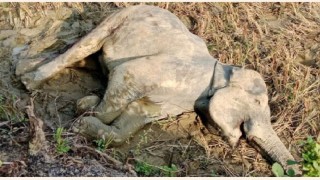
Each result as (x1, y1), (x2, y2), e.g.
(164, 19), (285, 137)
(315, 144), (320, 154)
(287, 160), (299, 165)
(170, 164), (178, 171)
(307, 136), (314, 144)
(313, 161), (320, 171)
(303, 164), (311, 171)
(302, 153), (311, 162)
(272, 163), (284, 177)
(287, 168), (295, 177)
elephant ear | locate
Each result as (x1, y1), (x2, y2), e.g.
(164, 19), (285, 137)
(230, 68), (267, 96)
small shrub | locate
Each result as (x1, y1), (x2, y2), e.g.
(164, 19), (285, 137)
(135, 161), (159, 176)
(54, 127), (70, 154)
(134, 161), (179, 177)
(94, 137), (113, 152)
(301, 137), (320, 177)
(94, 139), (106, 152)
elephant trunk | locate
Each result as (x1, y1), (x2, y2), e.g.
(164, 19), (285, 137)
(245, 123), (301, 175)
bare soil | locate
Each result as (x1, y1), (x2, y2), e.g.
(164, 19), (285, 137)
(0, 2), (319, 177)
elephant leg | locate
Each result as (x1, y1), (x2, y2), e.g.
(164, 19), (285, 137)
(108, 99), (160, 145)
(76, 95), (101, 114)
(94, 65), (144, 124)
(73, 97), (161, 145)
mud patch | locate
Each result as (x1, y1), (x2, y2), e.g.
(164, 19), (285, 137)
(32, 63), (105, 129)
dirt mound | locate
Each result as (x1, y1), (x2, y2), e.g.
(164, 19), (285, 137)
(0, 2), (319, 177)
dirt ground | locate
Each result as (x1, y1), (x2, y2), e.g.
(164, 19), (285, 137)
(0, 2), (319, 177)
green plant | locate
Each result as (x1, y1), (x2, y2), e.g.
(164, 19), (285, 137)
(134, 129), (151, 155)
(54, 127), (70, 154)
(94, 137), (113, 152)
(211, 170), (217, 177)
(272, 162), (297, 177)
(94, 138), (106, 151)
(160, 164), (178, 177)
(135, 161), (159, 176)
(134, 161), (179, 177)
(301, 136), (320, 177)
(272, 136), (320, 177)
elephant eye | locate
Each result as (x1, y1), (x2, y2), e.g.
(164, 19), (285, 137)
(254, 99), (260, 105)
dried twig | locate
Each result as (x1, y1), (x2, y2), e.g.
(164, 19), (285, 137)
(0, 121), (9, 127)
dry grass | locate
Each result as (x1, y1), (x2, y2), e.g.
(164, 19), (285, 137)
(0, 2), (319, 177)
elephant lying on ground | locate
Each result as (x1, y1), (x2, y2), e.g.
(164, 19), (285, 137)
(20, 5), (300, 174)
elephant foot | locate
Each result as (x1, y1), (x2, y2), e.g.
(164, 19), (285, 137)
(21, 71), (42, 90)
(73, 99), (153, 146)
(72, 116), (125, 146)
(77, 95), (101, 114)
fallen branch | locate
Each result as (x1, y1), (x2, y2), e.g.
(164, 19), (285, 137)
(73, 144), (137, 176)
(26, 97), (48, 155)
(73, 144), (122, 166)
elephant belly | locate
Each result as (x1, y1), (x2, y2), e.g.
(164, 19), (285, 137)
(146, 79), (209, 119)
(147, 93), (195, 119)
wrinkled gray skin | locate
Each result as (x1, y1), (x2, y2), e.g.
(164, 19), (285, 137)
(20, 5), (300, 174)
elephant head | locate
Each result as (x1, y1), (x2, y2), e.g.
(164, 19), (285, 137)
(208, 67), (301, 174)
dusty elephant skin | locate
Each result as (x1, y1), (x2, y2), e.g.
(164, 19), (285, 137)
(18, 5), (300, 174)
